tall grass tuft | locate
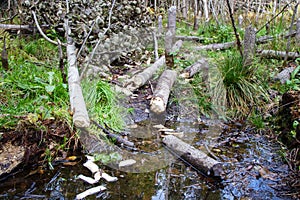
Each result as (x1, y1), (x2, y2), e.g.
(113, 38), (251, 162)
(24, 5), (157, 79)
(216, 51), (269, 117)
(82, 80), (126, 131)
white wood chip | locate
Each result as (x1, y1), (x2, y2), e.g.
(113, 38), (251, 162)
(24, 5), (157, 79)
(101, 172), (118, 182)
(83, 160), (99, 174)
(119, 159), (137, 167)
(75, 185), (106, 200)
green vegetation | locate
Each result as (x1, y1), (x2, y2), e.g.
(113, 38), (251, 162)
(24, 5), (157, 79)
(82, 79), (126, 131)
(0, 37), (70, 129)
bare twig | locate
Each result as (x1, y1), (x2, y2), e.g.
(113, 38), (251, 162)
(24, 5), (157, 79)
(76, 18), (97, 59)
(80, 0), (116, 80)
(256, 3), (291, 34)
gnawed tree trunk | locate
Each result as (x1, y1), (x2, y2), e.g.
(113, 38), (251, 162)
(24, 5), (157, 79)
(67, 39), (90, 127)
(0, 23), (34, 32)
(150, 70), (177, 114)
(165, 6), (177, 69)
(180, 58), (209, 79)
(196, 41), (235, 51)
(163, 135), (224, 177)
(65, 17), (90, 127)
(243, 25), (256, 67)
(256, 49), (300, 60)
(127, 40), (183, 91)
(127, 56), (166, 91)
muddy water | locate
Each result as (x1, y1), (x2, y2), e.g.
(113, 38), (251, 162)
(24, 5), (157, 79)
(0, 120), (294, 199)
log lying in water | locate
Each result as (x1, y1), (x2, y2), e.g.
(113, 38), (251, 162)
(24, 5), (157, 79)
(162, 135), (224, 177)
(150, 70), (177, 114)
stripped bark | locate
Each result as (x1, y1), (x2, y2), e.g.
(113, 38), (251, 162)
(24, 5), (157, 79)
(150, 70), (177, 114)
(256, 49), (300, 60)
(165, 6), (177, 69)
(163, 135), (223, 177)
(0, 23), (33, 31)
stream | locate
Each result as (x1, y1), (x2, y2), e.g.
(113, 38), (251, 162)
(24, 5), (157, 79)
(0, 116), (294, 200)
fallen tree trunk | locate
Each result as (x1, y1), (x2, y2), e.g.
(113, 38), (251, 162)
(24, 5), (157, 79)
(0, 23), (34, 31)
(163, 135), (223, 177)
(65, 16), (90, 127)
(175, 35), (206, 42)
(127, 40), (183, 91)
(67, 38), (90, 127)
(180, 58), (209, 78)
(195, 31), (296, 51)
(150, 70), (177, 114)
(256, 49), (300, 60)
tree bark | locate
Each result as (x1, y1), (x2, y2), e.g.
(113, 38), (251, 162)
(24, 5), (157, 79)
(150, 70), (177, 114)
(296, 18), (300, 46)
(243, 25), (256, 67)
(256, 49), (300, 60)
(163, 135), (223, 177)
(67, 38), (90, 127)
(127, 40), (183, 91)
(181, 58), (209, 79)
(196, 31), (297, 51)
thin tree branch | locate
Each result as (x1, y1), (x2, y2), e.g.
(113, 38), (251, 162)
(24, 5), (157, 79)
(79, 0), (116, 80)
(226, 0), (243, 57)
(32, 11), (66, 46)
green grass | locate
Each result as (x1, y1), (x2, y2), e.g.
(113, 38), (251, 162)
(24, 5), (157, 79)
(0, 34), (70, 129)
(214, 51), (270, 117)
(82, 79), (126, 132)
(0, 58), (69, 129)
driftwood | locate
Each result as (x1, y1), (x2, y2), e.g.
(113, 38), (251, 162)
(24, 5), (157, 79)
(163, 135), (223, 177)
(180, 58), (209, 79)
(256, 49), (300, 60)
(150, 70), (177, 114)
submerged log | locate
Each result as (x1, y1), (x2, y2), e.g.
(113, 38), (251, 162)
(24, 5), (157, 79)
(256, 49), (300, 60)
(150, 70), (177, 114)
(163, 135), (223, 177)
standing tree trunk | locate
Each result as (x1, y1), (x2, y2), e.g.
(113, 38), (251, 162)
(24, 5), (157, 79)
(243, 25), (256, 67)
(165, 6), (177, 69)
